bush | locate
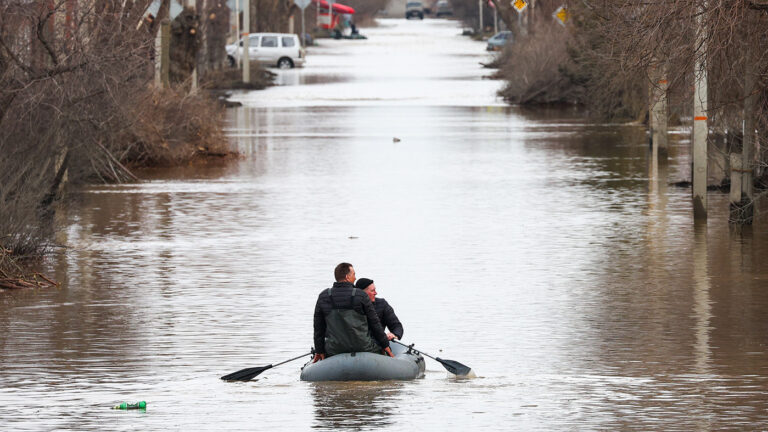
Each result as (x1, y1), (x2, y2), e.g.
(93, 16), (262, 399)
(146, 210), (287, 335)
(496, 23), (579, 105)
(201, 61), (276, 91)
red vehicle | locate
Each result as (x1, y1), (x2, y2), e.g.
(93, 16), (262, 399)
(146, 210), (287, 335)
(314, 0), (356, 30)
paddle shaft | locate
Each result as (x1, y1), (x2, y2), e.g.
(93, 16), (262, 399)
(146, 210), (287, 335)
(221, 351), (313, 381)
(272, 352), (313, 368)
(392, 340), (437, 360)
(392, 340), (471, 375)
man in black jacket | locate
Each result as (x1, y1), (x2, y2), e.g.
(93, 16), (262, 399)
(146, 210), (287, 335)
(312, 263), (394, 363)
(355, 278), (403, 341)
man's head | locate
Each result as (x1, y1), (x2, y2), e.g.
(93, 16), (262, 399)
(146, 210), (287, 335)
(334, 262), (356, 283)
(355, 278), (376, 302)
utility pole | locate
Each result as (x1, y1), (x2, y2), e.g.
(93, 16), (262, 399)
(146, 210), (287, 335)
(692, 1), (708, 220)
(243, 0), (250, 83)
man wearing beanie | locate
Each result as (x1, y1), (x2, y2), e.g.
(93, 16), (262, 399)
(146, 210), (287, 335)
(355, 278), (403, 341)
(312, 263), (394, 363)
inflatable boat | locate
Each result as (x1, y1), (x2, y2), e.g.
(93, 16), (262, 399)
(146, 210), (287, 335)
(300, 342), (425, 381)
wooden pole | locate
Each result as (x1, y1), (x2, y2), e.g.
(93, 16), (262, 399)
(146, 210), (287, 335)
(692, 1), (708, 220)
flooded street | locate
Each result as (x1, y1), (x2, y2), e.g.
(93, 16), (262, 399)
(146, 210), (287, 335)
(3, 18), (768, 430)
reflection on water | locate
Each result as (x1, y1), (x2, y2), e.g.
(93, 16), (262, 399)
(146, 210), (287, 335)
(3, 18), (768, 432)
(311, 382), (401, 429)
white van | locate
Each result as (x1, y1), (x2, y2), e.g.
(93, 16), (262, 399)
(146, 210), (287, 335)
(226, 33), (305, 69)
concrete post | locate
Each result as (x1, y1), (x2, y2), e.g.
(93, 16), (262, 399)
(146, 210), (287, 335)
(650, 64), (669, 153)
(730, 154), (743, 205)
(235, 0), (241, 67)
(743, 57), (756, 201)
(185, 0), (199, 93)
(692, 2), (708, 220)
(478, 0), (483, 34)
(243, 0), (250, 83)
(191, 68), (198, 94)
(154, 19), (170, 88)
(730, 51), (757, 224)
(301, 8), (306, 47)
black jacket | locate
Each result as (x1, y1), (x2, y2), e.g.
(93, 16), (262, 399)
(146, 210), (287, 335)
(313, 282), (389, 354)
(373, 298), (403, 340)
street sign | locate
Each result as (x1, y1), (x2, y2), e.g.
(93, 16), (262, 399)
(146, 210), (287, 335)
(553, 5), (568, 26)
(511, 0), (527, 12)
(294, 0), (311, 9)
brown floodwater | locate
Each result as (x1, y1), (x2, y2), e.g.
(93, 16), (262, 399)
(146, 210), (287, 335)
(2, 18), (768, 431)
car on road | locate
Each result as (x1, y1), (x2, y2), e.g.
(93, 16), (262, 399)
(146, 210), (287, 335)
(435, 0), (453, 17)
(226, 33), (305, 69)
(486, 30), (513, 51)
(406, 1), (424, 19)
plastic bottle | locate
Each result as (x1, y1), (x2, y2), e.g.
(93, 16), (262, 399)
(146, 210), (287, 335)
(112, 401), (147, 410)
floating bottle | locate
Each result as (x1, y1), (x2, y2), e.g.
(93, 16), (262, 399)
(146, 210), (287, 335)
(112, 401), (146, 410)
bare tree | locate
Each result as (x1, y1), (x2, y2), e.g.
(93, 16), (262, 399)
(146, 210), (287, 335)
(0, 0), (227, 270)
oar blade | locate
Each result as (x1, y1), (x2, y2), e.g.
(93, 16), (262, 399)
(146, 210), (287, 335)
(436, 358), (472, 376)
(220, 365), (271, 382)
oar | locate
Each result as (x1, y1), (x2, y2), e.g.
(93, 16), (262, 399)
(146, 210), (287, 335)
(392, 340), (472, 376)
(221, 352), (312, 382)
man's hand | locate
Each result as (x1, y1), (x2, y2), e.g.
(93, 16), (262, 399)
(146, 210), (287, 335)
(383, 347), (394, 358)
(312, 353), (325, 363)
(386, 332), (397, 340)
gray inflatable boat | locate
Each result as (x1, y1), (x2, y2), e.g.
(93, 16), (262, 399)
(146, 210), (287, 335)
(300, 342), (425, 381)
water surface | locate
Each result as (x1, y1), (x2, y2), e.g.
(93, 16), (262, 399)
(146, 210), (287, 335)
(2, 18), (768, 431)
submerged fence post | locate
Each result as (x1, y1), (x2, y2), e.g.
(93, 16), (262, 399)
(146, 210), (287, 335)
(692, 2), (708, 220)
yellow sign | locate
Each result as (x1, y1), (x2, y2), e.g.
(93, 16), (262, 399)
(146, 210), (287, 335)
(553, 6), (568, 26)
(512, 0), (527, 13)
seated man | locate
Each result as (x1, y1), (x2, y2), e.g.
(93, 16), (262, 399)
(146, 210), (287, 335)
(354, 278), (403, 341)
(312, 263), (393, 363)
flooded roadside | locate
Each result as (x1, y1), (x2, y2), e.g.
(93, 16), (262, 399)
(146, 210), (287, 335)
(2, 18), (768, 431)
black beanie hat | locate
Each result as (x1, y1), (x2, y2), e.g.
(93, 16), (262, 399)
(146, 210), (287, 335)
(355, 278), (374, 290)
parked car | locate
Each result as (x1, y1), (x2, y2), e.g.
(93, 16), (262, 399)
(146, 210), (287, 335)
(406, 1), (424, 19)
(435, 0), (453, 17)
(226, 33), (305, 69)
(486, 30), (512, 51)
